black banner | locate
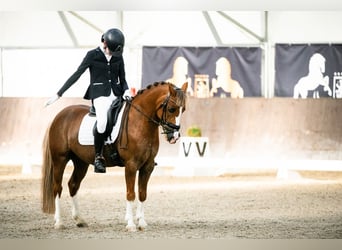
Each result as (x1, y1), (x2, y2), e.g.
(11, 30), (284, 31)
(275, 44), (342, 98)
(142, 46), (262, 97)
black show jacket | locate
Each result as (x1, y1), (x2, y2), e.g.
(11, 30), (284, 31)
(57, 47), (128, 100)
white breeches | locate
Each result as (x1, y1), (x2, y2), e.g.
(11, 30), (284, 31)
(93, 90), (117, 133)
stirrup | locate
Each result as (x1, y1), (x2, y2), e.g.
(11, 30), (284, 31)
(94, 155), (106, 173)
(110, 151), (118, 160)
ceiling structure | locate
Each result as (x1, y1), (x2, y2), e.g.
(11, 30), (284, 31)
(1, 11), (342, 98)
(0, 11), (266, 48)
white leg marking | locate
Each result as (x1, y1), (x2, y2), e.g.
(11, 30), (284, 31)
(71, 195), (88, 227)
(54, 196), (65, 229)
(125, 200), (137, 232)
(136, 200), (147, 230)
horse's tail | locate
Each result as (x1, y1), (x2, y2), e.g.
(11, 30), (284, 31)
(41, 125), (55, 214)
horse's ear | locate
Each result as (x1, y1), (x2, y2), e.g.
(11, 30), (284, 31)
(169, 82), (188, 95)
(181, 82), (188, 92)
(169, 84), (176, 96)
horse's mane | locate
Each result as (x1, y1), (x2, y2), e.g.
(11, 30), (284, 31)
(136, 81), (171, 96)
(135, 81), (187, 107)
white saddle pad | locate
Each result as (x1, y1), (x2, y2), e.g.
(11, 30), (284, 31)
(78, 103), (126, 145)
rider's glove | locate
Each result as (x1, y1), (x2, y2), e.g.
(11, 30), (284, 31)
(45, 94), (60, 107)
(123, 89), (132, 100)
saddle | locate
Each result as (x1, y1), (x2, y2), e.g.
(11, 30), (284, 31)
(78, 97), (127, 152)
(92, 97), (125, 140)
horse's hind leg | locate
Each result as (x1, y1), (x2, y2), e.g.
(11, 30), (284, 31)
(68, 155), (89, 227)
(52, 156), (68, 229)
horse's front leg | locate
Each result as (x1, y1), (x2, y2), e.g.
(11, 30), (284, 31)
(124, 200), (147, 231)
(136, 164), (154, 231)
(125, 200), (137, 232)
(125, 167), (137, 232)
(136, 200), (147, 230)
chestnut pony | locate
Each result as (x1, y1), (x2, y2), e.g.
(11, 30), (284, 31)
(42, 81), (188, 231)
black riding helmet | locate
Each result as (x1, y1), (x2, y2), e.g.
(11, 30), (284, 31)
(101, 28), (125, 56)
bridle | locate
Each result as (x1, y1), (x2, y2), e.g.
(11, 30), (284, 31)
(159, 95), (182, 135)
(125, 94), (182, 136)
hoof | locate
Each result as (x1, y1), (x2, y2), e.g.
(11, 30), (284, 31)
(54, 223), (66, 230)
(137, 219), (147, 231)
(126, 225), (137, 232)
(76, 222), (88, 228)
(73, 216), (88, 228)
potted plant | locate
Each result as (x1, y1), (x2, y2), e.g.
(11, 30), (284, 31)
(186, 125), (202, 137)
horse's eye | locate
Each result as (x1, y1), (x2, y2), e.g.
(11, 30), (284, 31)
(168, 107), (176, 113)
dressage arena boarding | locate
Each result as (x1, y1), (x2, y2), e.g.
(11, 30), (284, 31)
(0, 97), (342, 239)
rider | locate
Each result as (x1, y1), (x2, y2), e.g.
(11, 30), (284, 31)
(45, 28), (130, 174)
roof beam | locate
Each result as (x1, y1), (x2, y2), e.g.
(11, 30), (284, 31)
(68, 11), (104, 34)
(217, 11), (265, 43)
(202, 11), (223, 46)
(58, 11), (79, 47)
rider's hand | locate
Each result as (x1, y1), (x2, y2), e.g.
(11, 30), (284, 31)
(123, 89), (132, 100)
(45, 94), (60, 107)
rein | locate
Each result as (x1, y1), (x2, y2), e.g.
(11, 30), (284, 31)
(119, 96), (176, 150)
(125, 97), (160, 126)
(125, 95), (180, 132)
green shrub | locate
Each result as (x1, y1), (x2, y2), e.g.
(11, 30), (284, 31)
(186, 125), (202, 137)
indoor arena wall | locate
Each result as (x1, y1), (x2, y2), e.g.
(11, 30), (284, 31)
(1, 97), (341, 167)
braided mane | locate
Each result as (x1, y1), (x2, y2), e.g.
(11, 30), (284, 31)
(136, 81), (174, 96)
(133, 81), (186, 107)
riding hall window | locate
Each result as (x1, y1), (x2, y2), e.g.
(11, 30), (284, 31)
(141, 46), (262, 98)
(275, 44), (342, 98)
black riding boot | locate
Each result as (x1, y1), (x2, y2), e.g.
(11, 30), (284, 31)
(89, 105), (96, 117)
(89, 100), (96, 116)
(94, 130), (106, 173)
